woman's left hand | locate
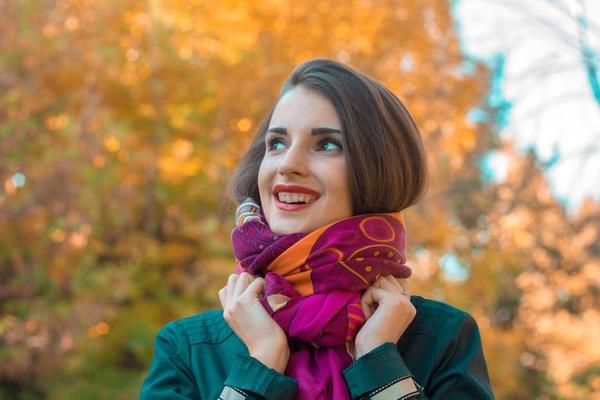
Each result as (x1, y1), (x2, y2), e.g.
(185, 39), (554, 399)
(353, 275), (416, 359)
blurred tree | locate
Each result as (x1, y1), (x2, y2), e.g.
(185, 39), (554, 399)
(1, 0), (598, 399)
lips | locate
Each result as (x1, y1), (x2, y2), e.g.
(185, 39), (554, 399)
(272, 184), (321, 212)
(272, 184), (321, 197)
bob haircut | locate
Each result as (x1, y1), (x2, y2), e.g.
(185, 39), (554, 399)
(228, 58), (429, 215)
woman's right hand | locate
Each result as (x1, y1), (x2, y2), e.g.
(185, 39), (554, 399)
(218, 272), (290, 373)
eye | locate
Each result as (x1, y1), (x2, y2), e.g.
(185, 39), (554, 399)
(318, 137), (343, 152)
(266, 137), (285, 151)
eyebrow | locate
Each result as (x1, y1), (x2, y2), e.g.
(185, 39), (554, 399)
(267, 127), (342, 135)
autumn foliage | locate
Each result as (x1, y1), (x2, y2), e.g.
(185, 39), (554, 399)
(1, 1), (599, 399)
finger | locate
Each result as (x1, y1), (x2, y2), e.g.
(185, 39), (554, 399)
(218, 287), (227, 307)
(396, 278), (410, 292)
(360, 288), (374, 318)
(244, 277), (265, 298)
(360, 287), (386, 318)
(396, 278), (410, 294)
(233, 272), (252, 297)
(388, 275), (404, 289)
(372, 275), (383, 288)
(226, 274), (239, 302)
(377, 275), (400, 291)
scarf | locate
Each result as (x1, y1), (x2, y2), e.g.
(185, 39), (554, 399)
(231, 199), (411, 400)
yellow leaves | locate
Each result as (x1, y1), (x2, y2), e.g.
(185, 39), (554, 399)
(88, 321), (110, 338)
(3, 173), (25, 196)
(0, 315), (18, 336)
(104, 136), (120, 152)
(125, 47), (140, 62)
(138, 103), (154, 118)
(574, 224), (599, 248)
(59, 334), (74, 350)
(236, 118), (252, 132)
(49, 227), (67, 243)
(69, 231), (88, 249)
(168, 104), (194, 129)
(443, 125), (477, 169)
(161, 0), (260, 66)
(158, 138), (202, 183)
(178, 47), (193, 61)
(45, 114), (69, 130)
(123, 10), (150, 37)
(533, 310), (600, 385)
(64, 16), (79, 31)
(496, 207), (535, 249)
(582, 261), (600, 281)
(48, 224), (91, 249)
(92, 154), (106, 168)
(334, 24), (353, 41)
(42, 24), (58, 38)
(199, 97), (217, 113)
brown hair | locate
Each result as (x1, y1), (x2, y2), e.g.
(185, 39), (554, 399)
(227, 58), (429, 215)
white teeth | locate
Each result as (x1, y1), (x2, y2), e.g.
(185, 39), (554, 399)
(277, 192), (317, 204)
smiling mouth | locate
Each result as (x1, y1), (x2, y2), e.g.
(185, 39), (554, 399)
(273, 193), (318, 211)
(275, 191), (318, 204)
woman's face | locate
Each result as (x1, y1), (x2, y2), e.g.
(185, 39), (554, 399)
(258, 86), (353, 234)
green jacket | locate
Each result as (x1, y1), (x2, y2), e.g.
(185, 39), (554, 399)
(140, 295), (495, 399)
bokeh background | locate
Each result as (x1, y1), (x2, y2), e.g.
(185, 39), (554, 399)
(1, 0), (599, 399)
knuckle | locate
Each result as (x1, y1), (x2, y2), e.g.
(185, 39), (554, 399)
(231, 298), (243, 309)
(390, 297), (403, 308)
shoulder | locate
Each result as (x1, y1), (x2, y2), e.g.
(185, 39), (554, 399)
(406, 295), (479, 340)
(398, 297), (494, 398)
(398, 296), (486, 381)
(409, 295), (472, 319)
(155, 309), (234, 352)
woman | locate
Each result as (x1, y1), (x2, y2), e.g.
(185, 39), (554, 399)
(140, 59), (495, 399)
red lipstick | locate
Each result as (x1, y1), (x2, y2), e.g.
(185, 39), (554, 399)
(272, 184), (320, 212)
(272, 184), (320, 197)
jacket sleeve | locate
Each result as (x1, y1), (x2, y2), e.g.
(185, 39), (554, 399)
(140, 323), (297, 400)
(342, 313), (494, 400)
(139, 324), (201, 399)
(222, 353), (298, 399)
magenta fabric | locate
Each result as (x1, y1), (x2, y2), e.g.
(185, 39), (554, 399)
(231, 204), (411, 399)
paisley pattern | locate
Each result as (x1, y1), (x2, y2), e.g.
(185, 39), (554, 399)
(231, 199), (411, 400)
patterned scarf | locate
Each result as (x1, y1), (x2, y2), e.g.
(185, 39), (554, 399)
(231, 199), (411, 400)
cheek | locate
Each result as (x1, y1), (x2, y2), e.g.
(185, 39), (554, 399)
(257, 160), (271, 200)
(331, 163), (352, 207)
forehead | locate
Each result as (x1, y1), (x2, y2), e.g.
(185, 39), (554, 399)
(270, 86), (341, 128)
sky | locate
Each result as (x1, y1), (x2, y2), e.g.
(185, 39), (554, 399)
(454, 0), (600, 213)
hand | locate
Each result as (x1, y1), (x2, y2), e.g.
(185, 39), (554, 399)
(353, 275), (416, 359)
(218, 272), (290, 373)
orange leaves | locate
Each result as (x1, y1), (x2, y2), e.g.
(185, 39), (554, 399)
(88, 321), (110, 338)
(45, 114), (70, 131)
(158, 138), (202, 183)
(103, 136), (120, 152)
(236, 118), (253, 133)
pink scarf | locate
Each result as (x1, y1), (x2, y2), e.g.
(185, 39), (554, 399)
(231, 199), (411, 399)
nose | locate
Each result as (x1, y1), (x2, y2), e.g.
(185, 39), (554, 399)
(277, 143), (309, 177)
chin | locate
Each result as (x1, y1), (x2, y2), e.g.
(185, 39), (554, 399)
(269, 219), (313, 235)
(271, 223), (307, 235)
